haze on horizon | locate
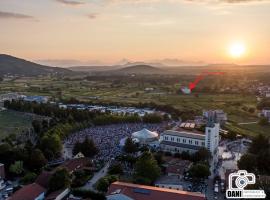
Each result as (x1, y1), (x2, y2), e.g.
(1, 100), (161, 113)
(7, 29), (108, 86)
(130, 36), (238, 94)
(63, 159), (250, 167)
(1, 0), (270, 67)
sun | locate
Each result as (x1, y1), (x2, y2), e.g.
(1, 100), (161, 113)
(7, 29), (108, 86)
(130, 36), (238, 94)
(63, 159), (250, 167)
(229, 42), (246, 58)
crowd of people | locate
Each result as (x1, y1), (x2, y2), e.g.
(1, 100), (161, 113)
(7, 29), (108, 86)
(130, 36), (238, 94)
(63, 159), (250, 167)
(64, 123), (165, 163)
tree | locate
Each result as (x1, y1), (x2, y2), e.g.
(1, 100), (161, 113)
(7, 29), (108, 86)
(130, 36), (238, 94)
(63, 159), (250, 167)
(123, 138), (138, 154)
(257, 150), (270, 175)
(96, 177), (109, 192)
(40, 134), (62, 160)
(73, 137), (98, 158)
(32, 120), (42, 134)
(49, 168), (71, 192)
(237, 153), (257, 172)
(134, 152), (161, 185)
(9, 161), (24, 175)
(28, 149), (47, 171)
(258, 117), (269, 126)
(0, 143), (14, 167)
(20, 172), (37, 184)
(143, 113), (163, 123)
(96, 175), (118, 192)
(249, 134), (269, 154)
(193, 148), (212, 163)
(108, 163), (123, 175)
(189, 163), (210, 179)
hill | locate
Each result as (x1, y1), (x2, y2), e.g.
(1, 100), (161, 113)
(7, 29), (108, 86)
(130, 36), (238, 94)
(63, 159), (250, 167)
(113, 65), (164, 74)
(69, 65), (120, 72)
(0, 54), (71, 76)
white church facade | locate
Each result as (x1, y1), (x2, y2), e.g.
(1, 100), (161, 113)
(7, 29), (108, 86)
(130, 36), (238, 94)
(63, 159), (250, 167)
(160, 119), (220, 156)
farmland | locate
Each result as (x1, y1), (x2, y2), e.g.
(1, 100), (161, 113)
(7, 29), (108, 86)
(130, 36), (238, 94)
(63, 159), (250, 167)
(0, 73), (269, 138)
(0, 110), (33, 139)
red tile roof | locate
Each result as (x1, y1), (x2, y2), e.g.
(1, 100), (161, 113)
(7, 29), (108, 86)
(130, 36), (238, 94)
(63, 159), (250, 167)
(107, 181), (205, 200)
(35, 171), (53, 189)
(61, 157), (91, 173)
(9, 183), (46, 200)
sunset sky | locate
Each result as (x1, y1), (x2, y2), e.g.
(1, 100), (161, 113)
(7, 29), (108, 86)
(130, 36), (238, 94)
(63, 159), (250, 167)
(1, 0), (270, 66)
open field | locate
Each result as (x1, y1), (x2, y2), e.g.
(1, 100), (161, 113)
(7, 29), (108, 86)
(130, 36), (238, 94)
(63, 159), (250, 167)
(1, 75), (269, 137)
(0, 110), (33, 139)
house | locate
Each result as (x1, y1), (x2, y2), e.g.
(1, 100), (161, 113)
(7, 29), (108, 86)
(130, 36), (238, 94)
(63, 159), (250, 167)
(107, 181), (205, 200)
(9, 183), (46, 200)
(61, 157), (92, 174)
(35, 171), (70, 200)
(35, 171), (53, 189)
(0, 163), (5, 179)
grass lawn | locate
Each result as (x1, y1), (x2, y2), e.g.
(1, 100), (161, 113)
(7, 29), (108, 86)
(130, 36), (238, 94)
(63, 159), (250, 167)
(238, 123), (270, 137)
(0, 110), (33, 139)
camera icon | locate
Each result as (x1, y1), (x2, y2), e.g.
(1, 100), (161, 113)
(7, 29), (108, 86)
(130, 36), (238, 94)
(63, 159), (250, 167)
(228, 170), (256, 190)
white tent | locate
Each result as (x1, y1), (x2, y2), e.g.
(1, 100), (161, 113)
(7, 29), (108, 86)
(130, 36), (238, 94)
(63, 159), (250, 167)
(132, 128), (158, 143)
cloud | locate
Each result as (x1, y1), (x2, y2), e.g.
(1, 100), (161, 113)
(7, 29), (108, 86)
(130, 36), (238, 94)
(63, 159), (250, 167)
(108, 0), (268, 4)
(55, 0), (85, 6)
(185, 0), (267, 3)
(0, 11), (34, 20)
(138, 19), (175, 26)
(87, 13), (98, 19)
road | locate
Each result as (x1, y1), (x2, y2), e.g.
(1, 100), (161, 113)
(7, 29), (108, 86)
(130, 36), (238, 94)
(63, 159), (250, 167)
(82, 162), (110, 191)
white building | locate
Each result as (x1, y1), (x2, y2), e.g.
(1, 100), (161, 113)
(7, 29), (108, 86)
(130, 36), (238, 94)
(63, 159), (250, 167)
(261, 109), (270, 122)
(203, 110), (227, 124)
(160, 118), (220, 156)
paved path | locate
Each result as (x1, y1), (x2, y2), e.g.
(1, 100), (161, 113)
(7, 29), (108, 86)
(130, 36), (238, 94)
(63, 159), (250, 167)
(82, 162), (110, 191)
(238, 121), (258, 125)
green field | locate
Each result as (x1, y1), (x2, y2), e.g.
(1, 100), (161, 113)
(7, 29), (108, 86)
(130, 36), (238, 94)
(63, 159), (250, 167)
(0, 110), (33, 139)
(1, 76), (270, 137)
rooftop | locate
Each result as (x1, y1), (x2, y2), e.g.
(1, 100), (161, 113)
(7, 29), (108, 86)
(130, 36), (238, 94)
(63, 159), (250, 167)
(60, 157), (91, 173)
(107, 181), (205, 200)
(161, 129), (205, 140)
(9, 183), (46, 200)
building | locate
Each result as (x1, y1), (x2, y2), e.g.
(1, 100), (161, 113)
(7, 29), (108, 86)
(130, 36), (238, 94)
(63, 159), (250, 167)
(9, 183), (46, 200)
(160, 129), (205, 154)
(107, 181), (205, 200)
(261, 108), (270, 122)
(0, 93), (22, 103)
(203, 110), (227, 124)
(0, 178), (5, 190)
(160, 118), (220, 156)
(0, 163), (5, 179)
(60, 157), (92, 174)
(23, 96), (48, 104)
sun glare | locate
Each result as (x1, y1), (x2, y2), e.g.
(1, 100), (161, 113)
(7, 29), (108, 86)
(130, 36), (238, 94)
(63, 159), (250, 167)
(229, 42), (246, 58)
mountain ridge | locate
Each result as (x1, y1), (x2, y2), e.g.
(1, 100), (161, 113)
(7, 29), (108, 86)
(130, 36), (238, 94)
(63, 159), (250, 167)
(0, 54), (71, 76)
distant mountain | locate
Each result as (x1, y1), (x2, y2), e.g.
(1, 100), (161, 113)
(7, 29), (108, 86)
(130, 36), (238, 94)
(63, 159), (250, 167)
(114, 65), (164, 74)
(69, 63), (166, 73)
(68, 65), (120, 72)
(121, 61), (166, 68)
(0, 54), (71, 76)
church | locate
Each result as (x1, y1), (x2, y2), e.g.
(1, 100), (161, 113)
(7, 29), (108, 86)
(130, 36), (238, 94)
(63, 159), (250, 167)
(160, 117), (220, 157)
